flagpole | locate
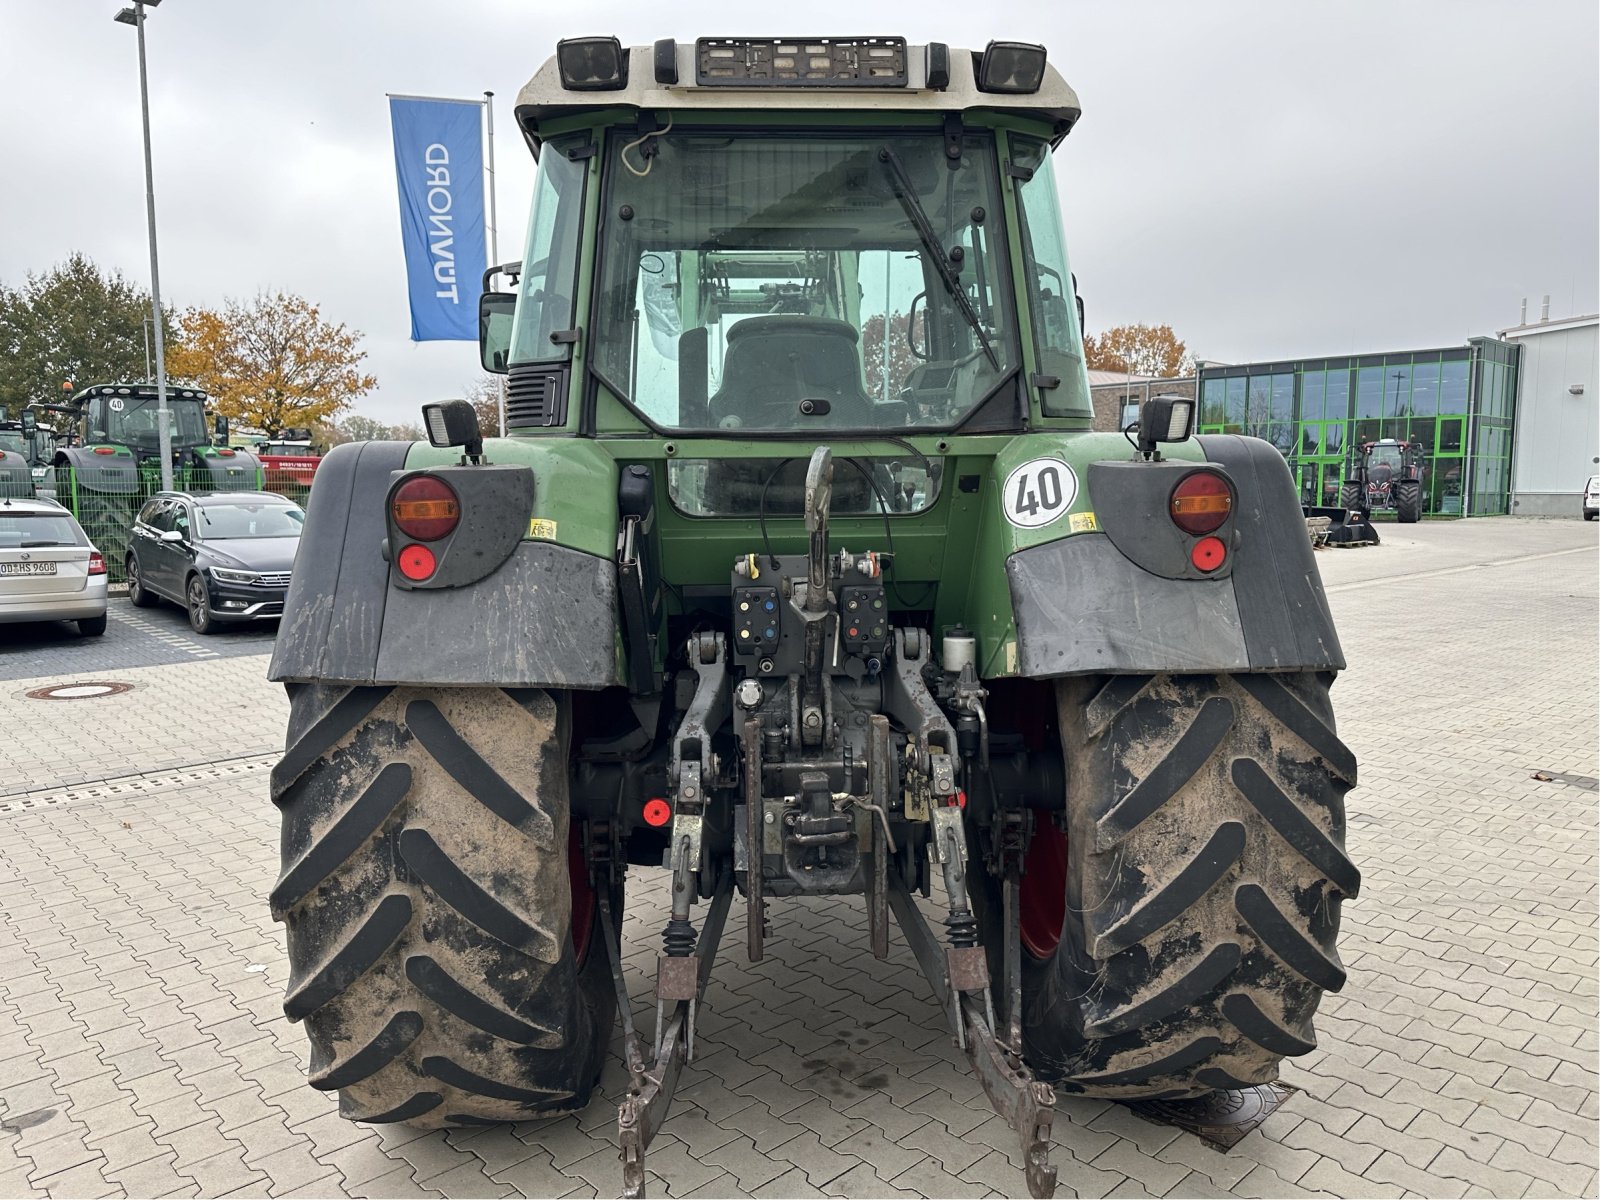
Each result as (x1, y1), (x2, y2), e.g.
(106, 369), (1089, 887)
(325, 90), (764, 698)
(483, 90), (506, 437)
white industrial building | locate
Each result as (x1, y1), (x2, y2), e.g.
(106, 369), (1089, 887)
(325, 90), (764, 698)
(1500, 308), (1599, 517)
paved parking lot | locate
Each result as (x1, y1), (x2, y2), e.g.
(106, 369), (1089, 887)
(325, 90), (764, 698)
(0, 597), (276, 679)
(1, 517), (1595, 1199)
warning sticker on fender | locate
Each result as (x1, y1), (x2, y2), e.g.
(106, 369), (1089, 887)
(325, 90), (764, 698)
(1001, 458), (1078, 529)
(1068, 512), (1099, 533)
(526, 518), (558, 540)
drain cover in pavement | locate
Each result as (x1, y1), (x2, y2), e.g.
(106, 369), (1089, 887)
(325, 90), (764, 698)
(25, 681), (135, 700)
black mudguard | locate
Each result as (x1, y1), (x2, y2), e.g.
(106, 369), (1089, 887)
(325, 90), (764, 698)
(1007, 435), (1343, 676)
(188, 449), (263, 491)
(57, 447), (140, 494)
(268, 440), (622, 689)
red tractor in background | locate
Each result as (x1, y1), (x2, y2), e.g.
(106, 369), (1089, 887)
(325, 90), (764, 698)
(253, 428), (321, 500)
(1342, 437), (1425, 523)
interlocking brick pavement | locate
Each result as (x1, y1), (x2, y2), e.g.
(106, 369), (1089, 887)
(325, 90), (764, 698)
(1, 517), (1596, 1198)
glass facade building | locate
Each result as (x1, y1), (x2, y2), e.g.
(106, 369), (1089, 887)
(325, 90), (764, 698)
(1197, 336), (1520, 515)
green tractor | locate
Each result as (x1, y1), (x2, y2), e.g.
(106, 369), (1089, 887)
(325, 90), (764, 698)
(41, 383), (262, 577)
(0, 407), (55, 499)
(269, 37), (1357, 1199)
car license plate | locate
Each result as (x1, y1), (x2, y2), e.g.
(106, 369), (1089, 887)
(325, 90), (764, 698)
(0, 561), (57, 576)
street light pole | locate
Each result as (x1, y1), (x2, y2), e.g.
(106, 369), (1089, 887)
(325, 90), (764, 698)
(117, 0), (172, 490)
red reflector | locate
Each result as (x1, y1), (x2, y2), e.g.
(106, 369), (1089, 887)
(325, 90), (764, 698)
(218, 448), (235, 457)
(643, 798), (672, 827)
(93, 446), (117, 455)
(957, 790), (967, 810)
(1191, 536), (1227, 572)
(397, 543), (437, 581)
(88, 551), (106, 576)
(1170, 472), (1232, 534)
(392, 475), (461, 541)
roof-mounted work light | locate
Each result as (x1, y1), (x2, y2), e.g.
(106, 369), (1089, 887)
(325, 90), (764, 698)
(422, 400), (484, 461)
(557, 36), (628, 91)
(1135, 394), (1195, 458)
(976, 40), (1047, 94)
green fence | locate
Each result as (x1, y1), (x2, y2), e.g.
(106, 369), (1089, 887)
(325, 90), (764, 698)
(45, 464), (313, 584)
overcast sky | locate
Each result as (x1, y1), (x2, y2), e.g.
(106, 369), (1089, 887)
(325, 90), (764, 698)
(6, 1), (1596, 423)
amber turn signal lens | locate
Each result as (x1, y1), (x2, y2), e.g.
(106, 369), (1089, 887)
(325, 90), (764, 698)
(1170, 472), (1232, 535)
(391, 475), (461, 541)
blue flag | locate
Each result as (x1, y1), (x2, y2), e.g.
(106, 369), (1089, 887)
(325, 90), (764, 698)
(389, 96), (485, 341)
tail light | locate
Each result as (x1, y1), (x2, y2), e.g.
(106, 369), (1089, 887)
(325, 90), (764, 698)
(397, 543), (437, 581)
(88, 552), (106, 576)
(1190, 537), (1227, 573)
(93, 446), (117, 456)
(643, 798), (672, 827)
(1170, 472), (1232, 535)
(391, 475), (460, 541)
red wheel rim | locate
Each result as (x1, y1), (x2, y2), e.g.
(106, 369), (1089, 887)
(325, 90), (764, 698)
(1018, 820), (1067, 958)
(568, 825), (597, 964)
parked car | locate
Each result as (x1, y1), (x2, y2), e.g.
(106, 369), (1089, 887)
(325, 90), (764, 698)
(1584, 475), (1599, 521)
(0, 496), (108, 636)
(126, 490), (303, 633)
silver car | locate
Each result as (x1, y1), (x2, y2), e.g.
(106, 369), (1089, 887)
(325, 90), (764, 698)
(0, 497), (109, 636)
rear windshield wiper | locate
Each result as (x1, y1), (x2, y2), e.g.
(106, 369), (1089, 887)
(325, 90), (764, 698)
(876, 145), (999, 370)
(20, 540), (65, 547)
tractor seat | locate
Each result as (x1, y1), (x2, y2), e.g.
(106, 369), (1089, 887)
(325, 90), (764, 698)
(708, 316), (872, 429)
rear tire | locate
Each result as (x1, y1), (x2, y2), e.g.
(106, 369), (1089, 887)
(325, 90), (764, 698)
(270, 684), (617, 1125)
(1395, 481), (1422, 523)
(126, 555), (157, 608)
(78, 615), (107, 637)
(985, 672), (1357, 1098)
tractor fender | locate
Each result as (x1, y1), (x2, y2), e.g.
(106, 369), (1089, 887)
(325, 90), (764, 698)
(189, 448), (264, 491)
(0, 456), (34, 499)
(268, 439), (623, 689)
(1006, 434), (1344, 676)
(55, 446), (141, 494)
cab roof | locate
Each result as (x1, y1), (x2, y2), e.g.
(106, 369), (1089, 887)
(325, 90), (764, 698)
(515, 39), (1080, 143)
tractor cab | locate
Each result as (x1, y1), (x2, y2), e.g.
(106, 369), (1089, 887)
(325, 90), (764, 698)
(71, 383), (213, 458)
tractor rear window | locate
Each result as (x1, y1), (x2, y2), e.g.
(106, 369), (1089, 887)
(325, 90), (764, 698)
(588, 130), (1020, 434)
(668, 455), (942, 517)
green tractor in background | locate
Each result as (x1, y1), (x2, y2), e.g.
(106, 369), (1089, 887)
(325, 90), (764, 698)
(268, 37), (1358, 1198)
(0, 407), (56, 499)
(38, 383), (262, 579)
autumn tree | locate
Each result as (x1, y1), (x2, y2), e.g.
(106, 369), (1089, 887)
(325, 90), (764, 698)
(166, 292), (376, 434)
(1083, 323), (1193, 378)
(861, 311), (921, 401)
(337, 414), (398, 441)
(0, 253), (177, 410)
(462, 374), (506, 436)
(336, 414), (425, 442)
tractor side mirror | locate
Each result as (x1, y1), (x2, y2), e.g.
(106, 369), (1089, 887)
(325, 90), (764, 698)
(478, 291), (517, 374)
(20, 409), (37, 438)
(215, 413), (229, 440)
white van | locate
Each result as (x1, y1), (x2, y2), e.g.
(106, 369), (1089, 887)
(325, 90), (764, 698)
(1584, 476), (1599, 521)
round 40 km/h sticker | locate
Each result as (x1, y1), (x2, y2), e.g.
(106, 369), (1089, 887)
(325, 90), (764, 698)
(1002, 458), (1079, 529)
